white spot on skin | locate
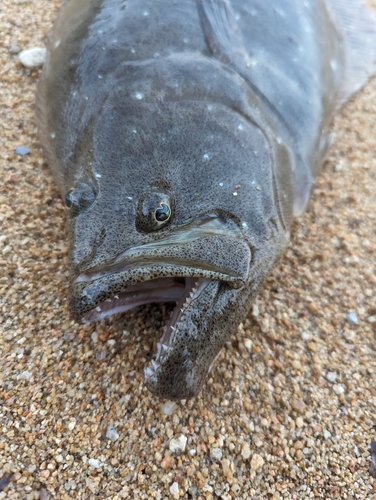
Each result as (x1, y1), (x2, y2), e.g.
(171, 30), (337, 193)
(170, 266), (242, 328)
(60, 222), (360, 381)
(207, 104), (213, 111)
(95, 173), (101, 179)
(126, 196), (133, 201)
(330, 60), (338, 71)
(131, 48), (135, 54)
(233, 192), (237, 196)
(54, 40), (60, 48)
(219, 182), (224, 187)
(132, 129), (137, 134)
(242, 222), (248, 228)
(203, 154), (209, 160)
(98, 74), (103, 79)
(135, 92), (144, 100)
(50, 132), (56, 139)
(143, 10), (149, 16)
(238, 124), (244, 131)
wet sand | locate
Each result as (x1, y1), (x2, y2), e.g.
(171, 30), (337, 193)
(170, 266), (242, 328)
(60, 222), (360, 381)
(0, 1), (375, 498)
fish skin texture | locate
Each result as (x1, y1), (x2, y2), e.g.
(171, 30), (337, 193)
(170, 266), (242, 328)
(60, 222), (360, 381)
(36, 0), (376, 399)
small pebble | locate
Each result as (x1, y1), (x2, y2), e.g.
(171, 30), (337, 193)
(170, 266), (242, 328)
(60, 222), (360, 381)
(333, 384), (345, 395)
(14, 146), (31, 155)
(88, 458), (101, 468)
(323, 429), (332, 440)
(347, 311), (359, 325)
(169, 482), (179, 499)
(326, 371), (337, 383)
(8, 45), (20, 54)
(160, 455), (174, 469)
(210, 447), (223, 462)
(221, 458), (233, 481)
(250, 453), (264, 471)
(169, 435), (187, 453)
(18, 47), (46, 68)
(292, 399), (306, 413)
(106, 425), (120, 441)
(160, 400), (178, 415)
(40, 489), (49, 500)
(18, 370), (32, 380)
(241, 442), (251, 460)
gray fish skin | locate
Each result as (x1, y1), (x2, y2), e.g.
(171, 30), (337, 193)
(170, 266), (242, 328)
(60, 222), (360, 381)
(36, 0), (376, 399)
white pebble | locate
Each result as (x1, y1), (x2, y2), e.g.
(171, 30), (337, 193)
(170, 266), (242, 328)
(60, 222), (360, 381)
(323, 429), (332, 439)
(18, 47), (46, 68)
(210, 448), (223, 462)
(106, 425), (120, 441)
(347, 311), (359, 325)
(241, 442), (251, 460)
(170, 482), (179, 499)
(333, 384), (345, 395)
(169, 435), (187, 454)
(160, 400), (178, 415)
(18, 370), (32, 380)
(326, 371), (337, 383)
(88, 458), (101, 468)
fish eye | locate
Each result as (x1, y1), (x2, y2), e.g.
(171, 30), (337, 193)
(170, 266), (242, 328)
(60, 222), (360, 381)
(65, 189), (74, 208)
(154, 202), (171, 223)
(64, 182), (97, 216)
(136, 192), (172, 232)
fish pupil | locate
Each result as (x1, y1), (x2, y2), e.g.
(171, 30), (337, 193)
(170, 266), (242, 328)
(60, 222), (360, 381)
(155, 203), (171, 222)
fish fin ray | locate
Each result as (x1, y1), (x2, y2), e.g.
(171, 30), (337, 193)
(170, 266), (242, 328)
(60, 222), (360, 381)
(325, 0), (376, 107)
(197, 0), (249, 67)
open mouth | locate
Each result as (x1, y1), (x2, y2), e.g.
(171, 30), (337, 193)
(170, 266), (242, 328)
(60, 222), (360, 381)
(70, 217), (252, 383)
(81, 275), (212, 379)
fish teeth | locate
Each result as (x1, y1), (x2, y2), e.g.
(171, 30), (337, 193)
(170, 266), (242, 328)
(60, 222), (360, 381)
(96, 306), (101, 312)
(144, 367), (155, 379)
(159, 344), (169, 357)
(114, 295), (119, 299)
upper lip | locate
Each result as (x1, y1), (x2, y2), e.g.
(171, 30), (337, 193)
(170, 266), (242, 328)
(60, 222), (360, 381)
(73, 215), (250, 285)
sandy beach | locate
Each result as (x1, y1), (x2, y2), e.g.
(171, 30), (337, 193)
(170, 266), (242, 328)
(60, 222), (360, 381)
(0, 0), (375, 498)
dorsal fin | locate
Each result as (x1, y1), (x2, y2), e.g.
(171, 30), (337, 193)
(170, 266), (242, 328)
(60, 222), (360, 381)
(196, 0), (249, 67)
(325, 0), (376, 107)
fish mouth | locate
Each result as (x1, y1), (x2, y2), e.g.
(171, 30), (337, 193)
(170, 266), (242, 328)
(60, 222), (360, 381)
(70, 217), (252, 389)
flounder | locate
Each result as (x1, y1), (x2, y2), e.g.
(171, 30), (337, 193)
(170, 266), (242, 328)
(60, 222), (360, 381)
(36, 0), (376, 399)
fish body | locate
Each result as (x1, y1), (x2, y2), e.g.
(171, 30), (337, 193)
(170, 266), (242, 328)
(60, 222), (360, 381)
(36, 0), (376, 399)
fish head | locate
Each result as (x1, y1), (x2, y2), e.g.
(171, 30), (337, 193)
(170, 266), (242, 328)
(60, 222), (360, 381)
(63, 74), (293, 399)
